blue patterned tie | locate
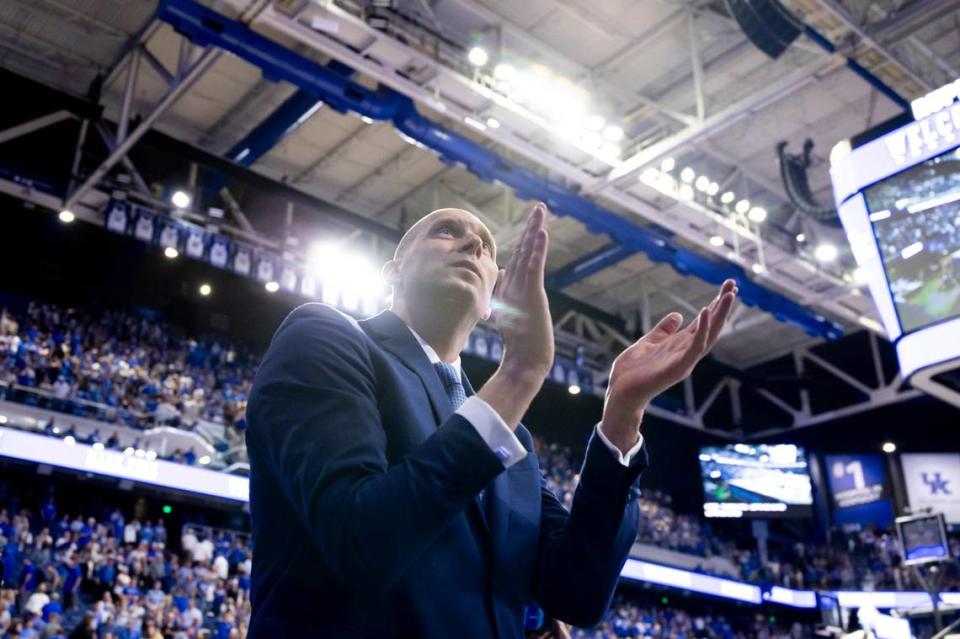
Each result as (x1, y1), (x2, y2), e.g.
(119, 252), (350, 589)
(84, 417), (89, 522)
(433, 361), (466, 410)
(433, 361), (486, 511)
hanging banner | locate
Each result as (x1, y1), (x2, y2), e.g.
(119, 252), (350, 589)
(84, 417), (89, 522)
(105, 200), (131, 234)
(901, 453), (960, 524)
(824, 454), (894, 528)
(158, 220), (179, 250)
(133, 208), (157, 243)
(208, 235), (230, 269)
(184, 228), (206, 259)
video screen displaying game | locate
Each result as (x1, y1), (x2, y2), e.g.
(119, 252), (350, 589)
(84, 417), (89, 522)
(897, 513), (949, 564)
(700, 444), (813, 519)
(864, 145), (960, 333)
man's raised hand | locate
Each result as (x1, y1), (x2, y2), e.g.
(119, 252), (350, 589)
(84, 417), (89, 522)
(490, 202), (555, 386)
(600, 279), (738, 450)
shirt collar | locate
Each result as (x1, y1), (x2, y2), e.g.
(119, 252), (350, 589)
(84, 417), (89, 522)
(406, 325), (462, 378)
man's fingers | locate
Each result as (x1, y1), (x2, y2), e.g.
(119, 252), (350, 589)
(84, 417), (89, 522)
(707, 291), (736, 346)
(650, 312), (683, 340)
(516, 203), (546, 291)
(529, 228), (548, 287)
(691, 307), (710, 357)
(708, 279), (737, 313)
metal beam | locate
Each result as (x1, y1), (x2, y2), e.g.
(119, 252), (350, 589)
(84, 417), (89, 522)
(64, 47), (223, 211)
(116, 47), (139, 145)
(94, 122), (151, 196)
(224, 59), (355, 168)
(226, 91), (323, 165)
(687, 9), (706, 123)
(138, 44), (175, 86)
(545, 244), (636, 289)
(0, 110), (74, 145)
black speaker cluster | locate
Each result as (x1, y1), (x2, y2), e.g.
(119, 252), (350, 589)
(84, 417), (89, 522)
(724, 0), (803, 60)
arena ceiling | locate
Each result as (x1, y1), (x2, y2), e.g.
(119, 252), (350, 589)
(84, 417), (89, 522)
(0, 0), (958, 370)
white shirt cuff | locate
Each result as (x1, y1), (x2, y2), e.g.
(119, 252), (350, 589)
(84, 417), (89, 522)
(594, 423), (644, 467)
(456, 395), (528, 468)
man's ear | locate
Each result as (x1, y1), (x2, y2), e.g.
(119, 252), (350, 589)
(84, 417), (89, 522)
(381, 259), (400, 287)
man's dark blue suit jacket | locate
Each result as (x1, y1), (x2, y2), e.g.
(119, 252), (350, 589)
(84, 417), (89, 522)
(245, 303), (647, 638)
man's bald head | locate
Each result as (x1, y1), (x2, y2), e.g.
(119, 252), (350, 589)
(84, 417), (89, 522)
(393, 208), (496, 262)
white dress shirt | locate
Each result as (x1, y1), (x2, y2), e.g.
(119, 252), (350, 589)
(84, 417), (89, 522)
(407, 327), (643, 468)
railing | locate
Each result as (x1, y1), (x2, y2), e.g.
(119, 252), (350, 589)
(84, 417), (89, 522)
(0, 380), (233, 449)
(0, 380), (151, 428)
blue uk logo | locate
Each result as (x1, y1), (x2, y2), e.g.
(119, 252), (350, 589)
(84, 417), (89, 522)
(921, 472), (952, 495)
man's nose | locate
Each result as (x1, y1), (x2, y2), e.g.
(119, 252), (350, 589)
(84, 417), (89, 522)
(462, 234), (483, 258)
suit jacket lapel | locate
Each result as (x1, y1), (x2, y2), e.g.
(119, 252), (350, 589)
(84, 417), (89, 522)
(360, 310), (451, 424)
(362, 311), (503, 542)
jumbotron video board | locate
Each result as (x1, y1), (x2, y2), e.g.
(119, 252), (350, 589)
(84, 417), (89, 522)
(699, 444), (813, 519)
(831, 78), (960, 407)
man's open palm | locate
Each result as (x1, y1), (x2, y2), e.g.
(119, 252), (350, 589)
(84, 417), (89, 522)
(607, 279), (738, 413)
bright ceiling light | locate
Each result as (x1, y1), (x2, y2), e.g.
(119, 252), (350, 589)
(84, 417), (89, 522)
(735, 199), (751, 214)
(600, 143), (621, 158)
(678, 184), (694, 200)
(582, 132), (604, 148)
(720, 191), (735, 204)
(814, 243), (838, 262)
(660, 157), (675, 172)
(748, 207), (768, 223)
(486, 117), (500, 129)
(709, 235), (725, 247)
(58, 209), (75, 223)
(340, 253), (386, 314)
(796, 233), (806, 242)
(493, 63), (516, 81)
(852, 267), (868, 284)
(707, 182), (720, 196)
(164, 247), (179, 259)
(171, 190), (191, 209)
(584, 115), (605, 131)
(467, 46), (488, 66)
(463, 116), (486, 131)
(752, 263), (765, 274)
(307, 240), (343, 280)
(567, 384), (581, 395)
(694, 175), (710, 192)
(882, 441), (896, 454)
(265, 281), (280, 293)
(602, 125), (623, 142)
(640, 168), (660, 186)
(198, 283), (212, 296)
(199, 455), (211, 465)
(680, 167), (695, 183)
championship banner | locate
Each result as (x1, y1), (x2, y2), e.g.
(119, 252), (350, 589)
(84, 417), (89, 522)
(133, 208), (157, 243)
(208, 235), (230, 269)
(105, 200), (131, 234)
(824, 454), (893, 527)
(901, 453), (960, 524)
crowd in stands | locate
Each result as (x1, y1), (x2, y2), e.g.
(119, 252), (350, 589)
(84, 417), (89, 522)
(0, 491), (820, 639)
(573, 597), (809, 639)
(0, 494), (252, 639)
(0, 302), (255, 435)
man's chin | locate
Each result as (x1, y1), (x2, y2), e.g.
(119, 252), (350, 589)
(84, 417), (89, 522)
(427, 280), (485, 314)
